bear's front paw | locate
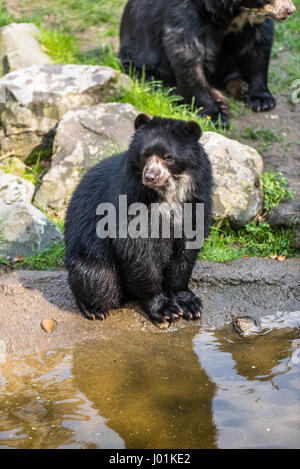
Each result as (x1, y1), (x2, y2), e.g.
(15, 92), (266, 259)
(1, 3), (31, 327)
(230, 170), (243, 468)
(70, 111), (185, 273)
(246, 92), (276, 112)
(173, 290), (202, 320)
(146, 295), (183, 324)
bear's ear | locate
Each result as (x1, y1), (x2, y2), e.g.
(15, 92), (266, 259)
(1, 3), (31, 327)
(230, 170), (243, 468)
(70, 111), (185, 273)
(184, 121), (202, 140)
(134, 113), (151, 129)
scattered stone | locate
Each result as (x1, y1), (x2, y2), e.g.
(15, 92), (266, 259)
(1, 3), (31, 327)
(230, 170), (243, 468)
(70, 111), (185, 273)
(41, 319), (57, 333)
(201, 132), (264, 226)
(0, 63), (130, 159)
(233, 317), (262, 337)
(155, 321), (171, 330)
(0, 23), (52, 77)
(34, 103), (139, 210)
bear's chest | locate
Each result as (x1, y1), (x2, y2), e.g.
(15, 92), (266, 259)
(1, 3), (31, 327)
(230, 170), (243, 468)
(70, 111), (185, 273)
(226, 10), (267, 34)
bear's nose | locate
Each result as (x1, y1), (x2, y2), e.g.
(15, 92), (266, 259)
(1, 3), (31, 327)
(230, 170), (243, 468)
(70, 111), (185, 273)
(286, 3), (296, 16)
(144, 169), (159, 183)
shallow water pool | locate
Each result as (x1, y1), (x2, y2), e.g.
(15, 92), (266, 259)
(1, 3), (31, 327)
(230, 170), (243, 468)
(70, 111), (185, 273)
(0, 316), (299, 449)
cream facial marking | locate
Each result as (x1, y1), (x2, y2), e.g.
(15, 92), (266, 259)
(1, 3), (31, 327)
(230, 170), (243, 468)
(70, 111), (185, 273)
(157, 171), (194, 204)
(227, 0), (296, 34)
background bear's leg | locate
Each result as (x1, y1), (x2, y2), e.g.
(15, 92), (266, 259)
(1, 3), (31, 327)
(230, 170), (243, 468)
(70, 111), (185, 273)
(68, 257), (123, 320)
(163, 248), (202, 320)
(237, 20), (276, 112)
(170, 61), (230, 127)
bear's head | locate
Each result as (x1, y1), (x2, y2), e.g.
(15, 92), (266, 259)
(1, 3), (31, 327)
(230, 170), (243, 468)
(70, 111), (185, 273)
(129, 114), (207, 203)
(239, 0), (296, 22)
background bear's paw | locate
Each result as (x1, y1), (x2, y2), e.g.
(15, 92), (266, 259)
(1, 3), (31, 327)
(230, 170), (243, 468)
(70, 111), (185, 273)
(173, 290), (202, 321)
(246, 92), (276, 112)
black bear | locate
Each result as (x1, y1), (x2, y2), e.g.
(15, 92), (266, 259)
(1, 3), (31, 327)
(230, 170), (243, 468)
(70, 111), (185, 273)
(120, 0), (296, 126)
(65, 115), (212, 323)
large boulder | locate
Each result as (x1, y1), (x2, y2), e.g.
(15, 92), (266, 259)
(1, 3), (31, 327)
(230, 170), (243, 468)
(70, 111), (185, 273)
(0, 171), (63, 258)
(201, 132), (263, 226)
(34, 102), (139, 210)
(0, 23), (52, 77)
(0, 63), (130, 159)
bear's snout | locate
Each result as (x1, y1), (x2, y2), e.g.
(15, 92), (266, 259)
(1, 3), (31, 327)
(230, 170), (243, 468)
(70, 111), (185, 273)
(264, 0), (296, 21)
(142, 155), (170, 188)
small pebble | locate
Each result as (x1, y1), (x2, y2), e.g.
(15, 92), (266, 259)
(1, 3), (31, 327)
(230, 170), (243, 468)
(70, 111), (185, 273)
(233, 317), (261, 337)
(155, 321), (170, 330)
(41, 319), (57, 333)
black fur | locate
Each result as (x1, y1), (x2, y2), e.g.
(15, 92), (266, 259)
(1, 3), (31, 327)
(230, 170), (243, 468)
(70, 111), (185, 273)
(65, 116), (212, 323)
(120, 0), (277, 126)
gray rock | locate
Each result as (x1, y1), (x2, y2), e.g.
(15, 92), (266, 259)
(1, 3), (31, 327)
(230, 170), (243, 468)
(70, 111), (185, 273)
(267, 200), (300, 227)
(0, 63), (130, 159)
(0, 202), (63, 258)
(0, 171), (62, 257)
(0, 23), (52, 77)
(201, 132), (264, 226)
(34, 102), (139, 210)
(267, 200), (300, 249)
(0, 170), (34, 210)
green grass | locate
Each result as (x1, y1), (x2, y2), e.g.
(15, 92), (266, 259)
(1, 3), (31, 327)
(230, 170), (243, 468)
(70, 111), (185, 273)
(6, 0), (126, 35)
(9, 241), (65, 270)
(0, 1), (14, 27)
(116, 75), (221, 133)
(199, 220), (296, 262)
(241, 125), (282, 153)
(261, 171), (294, 212)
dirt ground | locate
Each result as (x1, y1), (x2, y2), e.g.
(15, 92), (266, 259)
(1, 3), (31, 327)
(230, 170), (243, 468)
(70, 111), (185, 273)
(231, 91), (300, 197)
(0, 257), (299, 355)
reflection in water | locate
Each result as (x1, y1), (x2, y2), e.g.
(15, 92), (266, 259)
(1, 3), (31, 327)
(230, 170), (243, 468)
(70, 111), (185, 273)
(72, 331), (217, 449)
(0, 351), (124, 449)
(194, 326), (300, 448)
(0, 323), (299, 449)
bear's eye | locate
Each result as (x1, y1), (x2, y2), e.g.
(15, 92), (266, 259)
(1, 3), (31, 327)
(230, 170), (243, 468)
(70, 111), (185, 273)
(164, 153), (175, 164)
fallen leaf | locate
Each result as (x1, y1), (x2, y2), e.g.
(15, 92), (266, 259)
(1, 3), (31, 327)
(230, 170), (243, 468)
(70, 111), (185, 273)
(277, 256), (286, 262)
(12, 255), (24, 263)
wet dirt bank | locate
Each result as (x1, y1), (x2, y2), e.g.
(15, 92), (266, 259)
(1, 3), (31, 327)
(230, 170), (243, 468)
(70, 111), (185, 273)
(0, 257), (299, 355)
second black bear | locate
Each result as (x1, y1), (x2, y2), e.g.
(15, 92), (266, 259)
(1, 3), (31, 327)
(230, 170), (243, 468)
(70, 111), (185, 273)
(120, 0), (296, 126)
(65, 115), (212, 323)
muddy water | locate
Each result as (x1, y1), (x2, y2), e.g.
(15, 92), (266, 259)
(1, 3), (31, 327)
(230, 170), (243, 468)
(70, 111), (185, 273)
(0, 319), (299, 449)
